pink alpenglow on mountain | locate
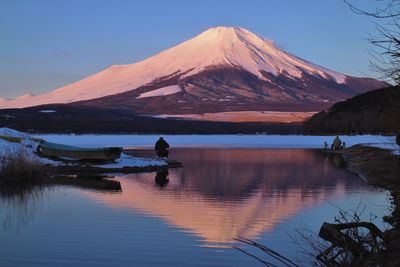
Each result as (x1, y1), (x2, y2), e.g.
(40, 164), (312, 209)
(1, 27), (388, 122)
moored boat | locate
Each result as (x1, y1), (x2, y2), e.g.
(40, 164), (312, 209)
(38, 141), (122, 161)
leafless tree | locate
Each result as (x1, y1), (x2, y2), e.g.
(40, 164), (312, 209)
(344, 0), (400, 85)
(344, 1), (400, 146)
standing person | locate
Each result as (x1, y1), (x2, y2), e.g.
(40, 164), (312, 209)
(324, 141), (328, 151)
(155, 137), (170, 159)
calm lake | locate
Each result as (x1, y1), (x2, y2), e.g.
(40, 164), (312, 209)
(0, 147), (389, 266)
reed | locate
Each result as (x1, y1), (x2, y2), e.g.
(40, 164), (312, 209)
(0, 147), (48, 181)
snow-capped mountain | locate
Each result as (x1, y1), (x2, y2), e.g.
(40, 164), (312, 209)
(0, 27), (388, 122)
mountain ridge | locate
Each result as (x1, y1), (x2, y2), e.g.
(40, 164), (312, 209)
(0, 26), (389, 123)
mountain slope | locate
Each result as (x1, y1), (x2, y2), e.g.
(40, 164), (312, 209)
(304, 86), (400, 134)
(0, 26), (389, 122)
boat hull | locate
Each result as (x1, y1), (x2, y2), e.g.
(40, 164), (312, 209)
(39, 142), (122, 161)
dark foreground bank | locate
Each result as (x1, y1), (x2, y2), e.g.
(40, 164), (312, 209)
(333, 145), (400, 266)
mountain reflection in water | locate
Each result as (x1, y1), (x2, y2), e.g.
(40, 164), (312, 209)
(83, 148), (364, 247)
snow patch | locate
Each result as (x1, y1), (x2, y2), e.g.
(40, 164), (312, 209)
(39, 110), (57, 113)
(0, 128), (31, 139)
(95, 153), (167, 168)
(137, 85), (181, 99)
(0, 129), (57, 166)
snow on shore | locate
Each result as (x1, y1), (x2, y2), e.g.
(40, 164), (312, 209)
(0, 128), (31, 139)
(0, 129), (56, 165)
(96, 153), (166, 169)
(0, 128), (167, 169)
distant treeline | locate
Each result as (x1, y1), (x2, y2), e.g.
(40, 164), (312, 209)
(304, 86), (400, 134)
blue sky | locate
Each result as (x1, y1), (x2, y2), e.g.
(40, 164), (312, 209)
(0, 0), (382, 98)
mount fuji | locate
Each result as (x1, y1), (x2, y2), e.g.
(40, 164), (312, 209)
(1, 27), (388, 122)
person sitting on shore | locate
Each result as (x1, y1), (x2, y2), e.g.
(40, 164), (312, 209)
(155, 137), (170, 159)
(332, 136), (342, 150)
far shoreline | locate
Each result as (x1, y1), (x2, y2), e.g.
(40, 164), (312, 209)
(33, 133), (395, 150)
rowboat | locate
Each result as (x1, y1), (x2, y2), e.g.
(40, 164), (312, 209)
(0, 135), (44, 144)
(38, 141), (122, 161)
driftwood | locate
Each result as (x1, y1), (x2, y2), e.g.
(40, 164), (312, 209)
(317, 222), (383, 265)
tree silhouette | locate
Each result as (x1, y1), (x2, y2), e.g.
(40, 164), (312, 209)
(344, 0), (400, 84)
(344, 0), (400, 137)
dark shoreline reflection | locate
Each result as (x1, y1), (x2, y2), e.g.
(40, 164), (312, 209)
(85, 148), (368, 247)
(0, 175), (121, 231)
(324, 151), (347, 169)
(0, 178), (50, 232)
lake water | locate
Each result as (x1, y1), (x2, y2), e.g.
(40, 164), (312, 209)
(0, 148), (389, 266)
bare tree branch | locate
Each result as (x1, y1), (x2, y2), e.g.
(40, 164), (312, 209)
(344, 1), (400, 84)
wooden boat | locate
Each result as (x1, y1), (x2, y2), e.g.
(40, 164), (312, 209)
(0, 135), (23, 143)
(38, 141), (122, 161)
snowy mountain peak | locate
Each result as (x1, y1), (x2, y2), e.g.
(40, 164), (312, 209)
(164, 26), (344, 80)
(191, 26), (265, 44)
(0, 27), (379, 109)
(195, 26), (271, 43)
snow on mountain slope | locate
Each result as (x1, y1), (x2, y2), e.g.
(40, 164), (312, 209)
(0, 98), (10, 106)
(137, 85), (181, 99)
(1, 27), (349, 108)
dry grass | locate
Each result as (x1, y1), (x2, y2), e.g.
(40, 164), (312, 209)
(159, 111), (316, 123)
(0, 147), (49, 181)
